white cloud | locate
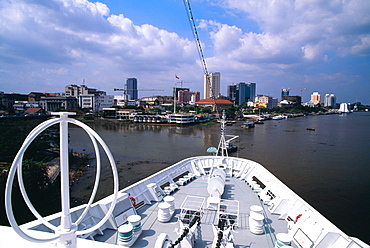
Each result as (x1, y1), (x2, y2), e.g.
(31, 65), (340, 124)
(350, 35), (370, 56)
(0, 0), (199, 94)
(301, 44), (320, 60)
(43, 68), (69, 75)
(211, 0), (370, 60)
(0, 0), (196, 66)
(0, 0), (369, 103)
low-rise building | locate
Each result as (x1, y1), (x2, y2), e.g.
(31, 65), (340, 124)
(39, 96), (78, 112)
(141, 96), (173, 105)
(64, 84), (105, 98)
(13, 101), (41, 113)
(195, 99), (234, 112)
(24, 108), (43, 115)
(281, 95), (301, 106)
(79, 94), (114, 112)
(102, 108), (117, 119)
(255, 95), (278, 109)
(0, 92), (28, 109)
(117, 109), (136, 120)
(28, 92), (56, 101)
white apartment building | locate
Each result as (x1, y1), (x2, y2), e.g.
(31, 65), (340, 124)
(204, 72), (220, 99)
(79, 94), (114, 112)
(324, 94), (336, 107)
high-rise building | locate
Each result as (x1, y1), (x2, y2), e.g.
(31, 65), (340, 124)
(324, 94), (336, 107)
(227, 85), (236, 102)
(235, 82), (256, 106)
(173, 87), (189, 100)
(281, 88), (289, 99)
(248, 82), (256, 102)
(310, 92), (321, 105)
(126, 78), (138, 101)
(204, 72), (220, 99)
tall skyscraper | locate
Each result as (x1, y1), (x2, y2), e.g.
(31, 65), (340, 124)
(227, 84), (236, 102)
(248, 82), (256, 102)
(204, 72), (220, 99)
(310, 92), (321, 105)
(235, 82), (256, 106)
(126, 78), (138, 101)
(324, 94), (336, 107)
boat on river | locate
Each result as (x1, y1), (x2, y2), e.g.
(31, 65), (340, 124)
(272, 115), (287, 120)
(241, 121), (255, 128)
(2, 112), (369, 248)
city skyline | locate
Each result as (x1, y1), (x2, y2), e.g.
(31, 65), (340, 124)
(0, 0), (369, 104)
(1, 83), (354, 107)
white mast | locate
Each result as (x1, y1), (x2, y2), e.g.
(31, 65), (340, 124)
(217, 111), (228, 157)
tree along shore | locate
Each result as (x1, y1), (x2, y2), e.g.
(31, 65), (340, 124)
(0, 117), (92, 226)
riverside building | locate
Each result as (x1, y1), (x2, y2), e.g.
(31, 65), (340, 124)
(324, 94), (336, 108)
(204, 72), (220, 99)
(235, 82), (256, 106)
(126, 78), (138, 101)
(310, 92), (321, 106)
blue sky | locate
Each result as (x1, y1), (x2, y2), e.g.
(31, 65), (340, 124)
(0, 0), (369, 104)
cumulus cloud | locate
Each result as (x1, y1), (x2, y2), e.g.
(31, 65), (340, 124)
(0, 0), (369, 103)
(210, 0), (370, 61)
(0, 0), (197, 85)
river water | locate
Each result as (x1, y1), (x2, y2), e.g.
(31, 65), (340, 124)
(68, 112), (370, 243)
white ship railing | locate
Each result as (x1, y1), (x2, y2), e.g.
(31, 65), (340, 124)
(5, 112), (119, 248)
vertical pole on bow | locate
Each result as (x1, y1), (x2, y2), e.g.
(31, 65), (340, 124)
(57, 112), (77, 248)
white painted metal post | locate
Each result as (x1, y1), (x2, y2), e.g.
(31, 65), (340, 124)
(5, 112), (118, 246)
(57, 112), (76, 248)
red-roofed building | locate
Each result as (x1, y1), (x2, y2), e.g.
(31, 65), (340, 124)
(28, 92), (56, 101)
(195, 99), (234, 111)
(23, 108), (43, 115)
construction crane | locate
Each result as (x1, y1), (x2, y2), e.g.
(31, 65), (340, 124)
(183, 0), (209, 76)
(182, 0), (218, 102)
(183, 0), (221, 121)
(175, 81), (192, 88)
(285, 87), (307, 98)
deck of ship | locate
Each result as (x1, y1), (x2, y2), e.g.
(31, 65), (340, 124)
(95, 174), (298, 247)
